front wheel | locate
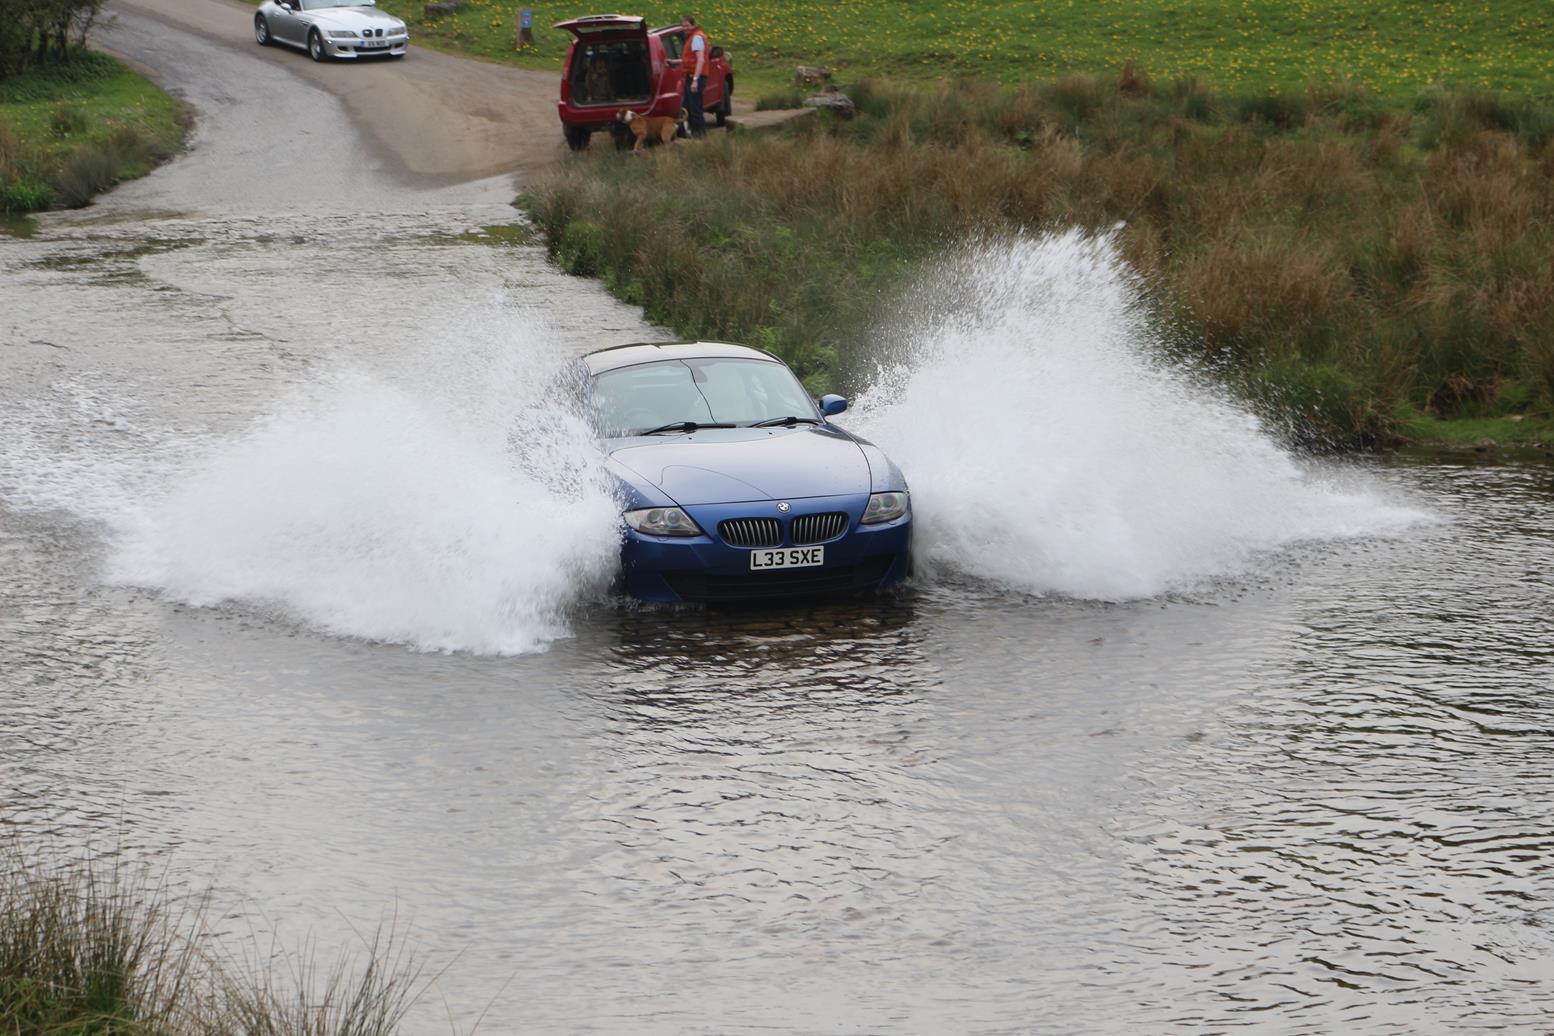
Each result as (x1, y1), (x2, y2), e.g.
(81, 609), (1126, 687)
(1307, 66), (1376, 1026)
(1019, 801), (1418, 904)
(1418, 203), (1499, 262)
(563, 126), (591, 151)
(716, 79), (732, 126)
(254, 15), (271, 46)
(308, 28), (327, 61)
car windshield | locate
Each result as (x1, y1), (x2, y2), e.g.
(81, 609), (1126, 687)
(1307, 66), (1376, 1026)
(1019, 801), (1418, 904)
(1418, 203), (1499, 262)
(300, 0), (373, 9)
(591, 358), (817, 436)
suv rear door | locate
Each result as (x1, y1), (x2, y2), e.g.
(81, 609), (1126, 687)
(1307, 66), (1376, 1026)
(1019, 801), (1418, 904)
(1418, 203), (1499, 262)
(555, 15), (654, 108)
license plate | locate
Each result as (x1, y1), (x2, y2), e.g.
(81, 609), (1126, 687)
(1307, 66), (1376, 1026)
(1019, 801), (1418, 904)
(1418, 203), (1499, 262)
(749, 546), (824, 571)
(363, 40), (387, 47)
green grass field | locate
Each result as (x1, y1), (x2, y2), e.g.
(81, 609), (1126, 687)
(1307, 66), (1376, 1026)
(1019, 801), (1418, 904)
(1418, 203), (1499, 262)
(0, 53), (184, 212)
(382, 0), (1554, 99)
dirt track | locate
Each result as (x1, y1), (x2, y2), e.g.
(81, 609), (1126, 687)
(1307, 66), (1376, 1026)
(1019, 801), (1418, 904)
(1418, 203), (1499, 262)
(110, 0), (565, 183)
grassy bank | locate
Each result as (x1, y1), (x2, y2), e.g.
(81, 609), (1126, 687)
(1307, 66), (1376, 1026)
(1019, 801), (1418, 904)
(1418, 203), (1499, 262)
(1, 843), (422, 1035)
(0, 51), (184, 214)
(520, 74), (1554, 448)
(369, 0), (1551, 100)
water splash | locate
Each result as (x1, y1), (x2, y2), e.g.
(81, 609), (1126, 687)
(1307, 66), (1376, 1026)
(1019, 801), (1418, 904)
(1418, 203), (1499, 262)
(110, 373), (619, 655)
(844, 231), (1428, 599)
(0, 321), (623, 656)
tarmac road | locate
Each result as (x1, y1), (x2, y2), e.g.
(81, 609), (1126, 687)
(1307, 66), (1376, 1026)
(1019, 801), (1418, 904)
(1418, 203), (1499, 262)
(105, 0), (565, 184)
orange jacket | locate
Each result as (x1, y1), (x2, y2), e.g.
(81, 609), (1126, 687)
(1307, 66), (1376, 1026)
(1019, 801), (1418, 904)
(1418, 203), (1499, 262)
(684, 27), (708, 82)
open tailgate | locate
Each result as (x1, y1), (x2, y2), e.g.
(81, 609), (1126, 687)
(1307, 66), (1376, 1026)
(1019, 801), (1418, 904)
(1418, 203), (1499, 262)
(553, 14), (647, 38)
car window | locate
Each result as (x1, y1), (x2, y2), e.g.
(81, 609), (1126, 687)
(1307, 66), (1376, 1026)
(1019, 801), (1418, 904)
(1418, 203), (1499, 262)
(590, 358), (816, 435)
(661, 32), (684, 60)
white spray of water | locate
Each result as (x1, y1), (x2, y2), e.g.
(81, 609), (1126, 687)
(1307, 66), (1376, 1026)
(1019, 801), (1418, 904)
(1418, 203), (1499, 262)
(1, 233), (1430, 650)
(843, 231), (1427, 599)
(0, 312), (623, 656)
(110, 375), (619, 655)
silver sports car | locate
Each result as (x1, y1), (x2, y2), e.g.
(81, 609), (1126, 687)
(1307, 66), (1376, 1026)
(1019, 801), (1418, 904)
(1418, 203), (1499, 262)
(254, 0), (408, 61)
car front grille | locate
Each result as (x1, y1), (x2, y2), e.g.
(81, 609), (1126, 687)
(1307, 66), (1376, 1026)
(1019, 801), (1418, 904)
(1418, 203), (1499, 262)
(719, 517), (782, 548)
(664, 555), (896, 604)
(791, 511), (848, 545)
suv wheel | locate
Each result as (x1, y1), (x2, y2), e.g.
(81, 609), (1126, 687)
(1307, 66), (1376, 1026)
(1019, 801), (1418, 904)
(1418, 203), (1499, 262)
(564, 126), (591, 151)
(716, 80), (732, 126)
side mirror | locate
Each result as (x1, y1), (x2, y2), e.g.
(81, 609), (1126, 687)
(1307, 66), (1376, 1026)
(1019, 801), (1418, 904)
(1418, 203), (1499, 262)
(709, 46), (723, 59)
(818, 394), (848, 417)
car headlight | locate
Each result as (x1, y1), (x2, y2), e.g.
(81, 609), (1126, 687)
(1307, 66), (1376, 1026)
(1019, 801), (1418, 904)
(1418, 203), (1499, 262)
(327, 29), (356, 38)
(861, 491), (909, 524)
(623, 507), (702, 537)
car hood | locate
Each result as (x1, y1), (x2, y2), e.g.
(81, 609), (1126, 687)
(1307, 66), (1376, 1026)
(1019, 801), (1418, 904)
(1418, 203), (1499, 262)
(308, 7), (404, 29)
(607, 426), (871, 505)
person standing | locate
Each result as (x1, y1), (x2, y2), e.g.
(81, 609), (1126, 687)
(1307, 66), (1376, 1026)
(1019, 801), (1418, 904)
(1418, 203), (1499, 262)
(680, 13), (708, 138)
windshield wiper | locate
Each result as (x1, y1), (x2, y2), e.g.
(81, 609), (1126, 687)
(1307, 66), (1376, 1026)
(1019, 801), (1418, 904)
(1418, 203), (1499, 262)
(750, 415), (822, 428)
(640, 421), (736, 435)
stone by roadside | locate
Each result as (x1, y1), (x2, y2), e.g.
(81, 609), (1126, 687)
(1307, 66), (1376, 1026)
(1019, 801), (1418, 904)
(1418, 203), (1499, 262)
(725, 107), (816, 132)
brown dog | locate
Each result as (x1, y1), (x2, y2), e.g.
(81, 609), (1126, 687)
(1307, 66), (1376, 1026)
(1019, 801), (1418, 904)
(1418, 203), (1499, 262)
(617, 108), (687, 152)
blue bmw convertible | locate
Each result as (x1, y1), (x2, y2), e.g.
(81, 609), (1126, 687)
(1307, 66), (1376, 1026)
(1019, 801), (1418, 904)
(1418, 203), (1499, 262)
(575, 341), (912, 604)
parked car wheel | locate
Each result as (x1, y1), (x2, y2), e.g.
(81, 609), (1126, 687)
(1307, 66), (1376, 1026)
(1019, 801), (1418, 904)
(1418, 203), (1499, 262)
(564, 126), (591, 151)
(716, 79), (732, 126)
(254, 15), (272, 46)
(308, 28), (327, 61)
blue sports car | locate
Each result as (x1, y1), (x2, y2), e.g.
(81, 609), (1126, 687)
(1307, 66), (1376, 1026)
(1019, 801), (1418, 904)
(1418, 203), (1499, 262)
(572, 341), (912, 604)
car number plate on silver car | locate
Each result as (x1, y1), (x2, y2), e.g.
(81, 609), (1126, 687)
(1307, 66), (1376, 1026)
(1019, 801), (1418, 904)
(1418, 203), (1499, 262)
(364, 39), (387, 47)
(750, 546), (824, 571)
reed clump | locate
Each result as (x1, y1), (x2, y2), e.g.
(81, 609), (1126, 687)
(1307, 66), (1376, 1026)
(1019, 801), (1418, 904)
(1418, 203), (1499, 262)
(0, 842), (425, 1036)
(521, 74), (1554, 446)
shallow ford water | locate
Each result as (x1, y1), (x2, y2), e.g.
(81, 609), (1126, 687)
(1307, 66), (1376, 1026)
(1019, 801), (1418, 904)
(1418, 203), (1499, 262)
(4, 14), (1554, 1035)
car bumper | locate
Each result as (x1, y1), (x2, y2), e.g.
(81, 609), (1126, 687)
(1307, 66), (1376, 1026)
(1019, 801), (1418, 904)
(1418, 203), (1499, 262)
(620, 494), (912, 604)
(323, 37), (407, 57)
(557, 93), (685, 129)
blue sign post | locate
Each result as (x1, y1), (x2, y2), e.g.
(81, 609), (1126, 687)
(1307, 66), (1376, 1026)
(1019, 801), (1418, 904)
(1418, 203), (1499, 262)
(517, 6), (533, 47)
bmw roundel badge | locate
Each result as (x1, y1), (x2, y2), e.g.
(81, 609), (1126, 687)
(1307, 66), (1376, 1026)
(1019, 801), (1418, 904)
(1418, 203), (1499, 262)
(777, 502), (791, 512)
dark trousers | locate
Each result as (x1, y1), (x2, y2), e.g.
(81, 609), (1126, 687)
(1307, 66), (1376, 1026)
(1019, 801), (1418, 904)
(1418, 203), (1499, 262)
(683, 76), (707, 137)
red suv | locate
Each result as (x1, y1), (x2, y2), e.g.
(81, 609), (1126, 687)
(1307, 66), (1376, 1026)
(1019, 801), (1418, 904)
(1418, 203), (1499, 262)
(555, 14), (733, 150)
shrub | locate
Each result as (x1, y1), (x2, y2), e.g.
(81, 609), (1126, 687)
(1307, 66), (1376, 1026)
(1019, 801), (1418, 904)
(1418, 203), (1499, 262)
(0, 176), (51, 212)
(1231, 89), (1309, 129)
(0, 846), (199, 1034)
(53, 141), (123, 206)
(520, 74), (1554, 445)
(0, 841), (426, 1036)
(0, 49), (118, 99)
(556, 219), (606, 276)
(1417, 88), (1554, 150)
(1116, 61), (1152, 99)
(755, 89), (805, 111)
(1252, 358), (1383, 449)
(49, 101), (88, 137)
(1044, 75), (1110, 130)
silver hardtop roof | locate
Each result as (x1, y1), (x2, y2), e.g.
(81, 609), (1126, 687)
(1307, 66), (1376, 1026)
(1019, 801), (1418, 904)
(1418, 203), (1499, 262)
(582, 341), (782, 374)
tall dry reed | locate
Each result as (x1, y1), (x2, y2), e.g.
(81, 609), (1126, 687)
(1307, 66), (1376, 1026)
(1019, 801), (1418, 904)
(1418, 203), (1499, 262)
(522, 74), (1554, 444)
